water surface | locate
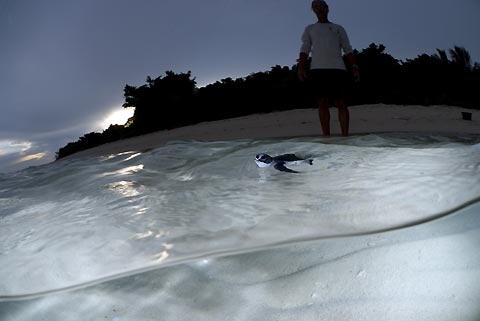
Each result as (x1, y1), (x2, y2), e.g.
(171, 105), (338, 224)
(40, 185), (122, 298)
(1, 133), (480, 320)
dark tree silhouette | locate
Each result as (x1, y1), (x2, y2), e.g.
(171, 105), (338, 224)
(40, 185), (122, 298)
(123, 71), (197, 134)
(352, 43), (401, 105)
(449, 46), (473, 71)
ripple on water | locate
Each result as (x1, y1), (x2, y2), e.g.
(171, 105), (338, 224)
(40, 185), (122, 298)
(0, 132), (480, 298)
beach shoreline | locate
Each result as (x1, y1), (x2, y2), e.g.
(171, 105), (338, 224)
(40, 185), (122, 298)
(63, 104), (480, 160)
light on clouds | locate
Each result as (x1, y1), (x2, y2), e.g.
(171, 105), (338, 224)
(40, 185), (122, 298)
(15, 152), (47, 163)
(0, 140), (49, 173)
(0, 140), (32, 156)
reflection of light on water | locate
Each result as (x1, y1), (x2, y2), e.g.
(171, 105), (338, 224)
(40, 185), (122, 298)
(131, 206), (148, 216)
(178, 173), (194, 181)
(104, 165), (144, 176)
(108, 181), (140, 197)
(132, 230), (154, 239)
(152, 243), (174, 262)
(104, 151), (138, 160)
(123, 153), (142, 161)
(196, 259), (211, 266)
(131, 230), (168, 240)
(163, 242), (173, 250)
(152, 251), (169, 262)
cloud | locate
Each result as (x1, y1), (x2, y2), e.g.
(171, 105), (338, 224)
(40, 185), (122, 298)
(0, 140), (32, 156)
(15, 152), (47, 164)
(0, 139), (52, 173)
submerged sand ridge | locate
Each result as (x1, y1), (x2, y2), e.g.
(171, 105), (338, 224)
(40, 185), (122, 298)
(63, 104), (480, 160)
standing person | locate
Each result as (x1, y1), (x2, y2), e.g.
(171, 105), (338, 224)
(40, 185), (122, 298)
(298, 0), (360, 136)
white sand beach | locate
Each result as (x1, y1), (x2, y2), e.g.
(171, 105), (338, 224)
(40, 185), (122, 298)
(65, 104), (479, 159)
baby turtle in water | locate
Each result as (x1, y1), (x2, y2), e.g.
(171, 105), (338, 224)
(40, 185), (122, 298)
(255, 153), (314, 173)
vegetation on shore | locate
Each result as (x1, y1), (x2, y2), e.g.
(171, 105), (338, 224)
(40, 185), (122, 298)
(56, 44), (480, 159)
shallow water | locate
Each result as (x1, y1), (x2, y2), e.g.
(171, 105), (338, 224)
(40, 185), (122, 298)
(1, 133), (480, 320)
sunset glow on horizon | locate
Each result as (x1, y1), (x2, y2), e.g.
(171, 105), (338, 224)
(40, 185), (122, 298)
(101, 107), (135, 130)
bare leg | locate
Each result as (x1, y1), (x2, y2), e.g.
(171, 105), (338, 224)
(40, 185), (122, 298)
(318, 97), (330, 136)
(335, 98), (349, 136)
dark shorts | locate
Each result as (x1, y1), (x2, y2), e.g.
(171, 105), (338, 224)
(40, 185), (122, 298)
(308, 69), (351, 99)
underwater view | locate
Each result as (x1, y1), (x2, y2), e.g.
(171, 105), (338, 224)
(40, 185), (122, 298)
(1, 132), (480, 320)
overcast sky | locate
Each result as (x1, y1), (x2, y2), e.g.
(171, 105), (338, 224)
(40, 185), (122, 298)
(1, 0), (479, 173)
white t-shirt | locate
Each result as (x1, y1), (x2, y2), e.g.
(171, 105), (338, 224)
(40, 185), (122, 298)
(300, 22), (353, 70)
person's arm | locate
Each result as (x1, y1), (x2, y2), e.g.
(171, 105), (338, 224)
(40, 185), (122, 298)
(298, 27), (311, 82)
(339, 26), (360, 82)
(345, 52), (360, 82)
(298, 52), (309, 82)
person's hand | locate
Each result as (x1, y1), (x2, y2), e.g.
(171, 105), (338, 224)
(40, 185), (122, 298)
(352, 64), (360, 83)
(297, 67), (307, 82)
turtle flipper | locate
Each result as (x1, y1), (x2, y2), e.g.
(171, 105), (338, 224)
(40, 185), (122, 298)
(274, 163), (299, 173)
